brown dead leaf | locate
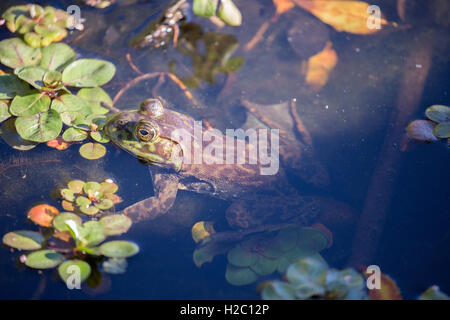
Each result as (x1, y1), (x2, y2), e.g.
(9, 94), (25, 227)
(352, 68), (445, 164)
(293, 0), (388, 34)
(303, 42), (338, 91)
(46, 137), (72, 150)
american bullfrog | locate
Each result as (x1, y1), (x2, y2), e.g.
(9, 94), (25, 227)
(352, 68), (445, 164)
(105, 97), (330, 229)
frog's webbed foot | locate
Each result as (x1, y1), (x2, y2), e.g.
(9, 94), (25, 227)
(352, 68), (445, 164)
(121, 170), (179, 223)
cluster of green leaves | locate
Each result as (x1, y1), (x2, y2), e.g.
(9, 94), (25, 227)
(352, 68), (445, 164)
(1, 4), (79, 48)
(261, 257), (368, 300)
(193, 0), (242, 26)
(192, 225), (330, 286)
(406, 105), (450, 144)
(0, 39), (114, 158)
(2, 179), (138, 285)
(60, 179), (121, 216)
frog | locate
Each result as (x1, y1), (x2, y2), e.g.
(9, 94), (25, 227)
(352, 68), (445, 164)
(104, 97), (332, 229)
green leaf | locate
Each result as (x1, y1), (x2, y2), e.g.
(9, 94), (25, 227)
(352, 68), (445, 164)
(2, 230), (43, 250)
(76, 196), (91, 207)
(58, 259), (91, 283)
(433, 122), (450, 138)
(0, 118), (38, 150)
(90, 130), (110, 143)
(15, 109), (62, 142)
(193, 0), (218, 17)
(79, 142), (107, 160)
(0, 38), (41, 69)
(217, 0), (242, 26)
(15, 66), (47, 89)
(227, 245), (257, 267)
(10, 91), (50, 116)
(62, 127), (88, 142)
(43, 70), (62, 87)
(250, 255), (278, 276)
(77, 87), (112, 115)
(68, 180), (85, 193)
(0, 74), (30, 99)
(94, 198), (114, 210)
(62, 59), (116, 87)
(51, 94), (90, 113)
(99, 180), (118, 194)
(80, 221), (106, 247)
(40, 43), (76, 71)
(99, 214), (132, 236)
(425, 105), (450, 123)
(225, 264), (258, 286)
(52, 212), (82, 232)
(296, 227), (330, 252)
(83, 181), (101, 193)
(61, 188), (75, 201)
(0, 100), (12, 123)
(99, 240), (140, 258)
(25, 249), (63, 269)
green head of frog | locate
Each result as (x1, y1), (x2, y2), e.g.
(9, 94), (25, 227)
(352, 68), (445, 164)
(105, 98), (183, 171)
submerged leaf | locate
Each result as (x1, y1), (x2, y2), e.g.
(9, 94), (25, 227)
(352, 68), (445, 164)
(406, 120), (438, 142)
(225, 264), (258, 286)
(425, 105), (450, 123)
(0, 74), (30, 99)
(102, 257), (128, 274)
(99, 214), (132, 236)
(0, 118), (38, 150)
(433, 122), (450, 139)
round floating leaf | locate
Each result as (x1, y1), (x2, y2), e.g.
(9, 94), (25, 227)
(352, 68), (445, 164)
(83, 181), (101, 194)
(406, 120), (438, 142)
(15, 109), (62, 142)
(0, 118), (38, 150)
(261, 281), (297, 300)
(425, 105), (450, 123)
(227, 245), (258, 267)
(102, 257), (128, 274)
(0, 38), (41, 69)
(80, 221), (106, 247)
(99, 180), (118, 194)
(90, 131), (110, 143)
(94, 198), (114, 210)
(25, 249), (63, 269)
(225, 264), (258, 286)
(250, 255), (278, 276)
(62, 127), (88, 142)
(217, 0), (242, 26)
(419, 286), (450, 300)
(0, 100), (11, 123)
(2, 230), (43, 250)
(62, 59), (116, 87)
(80, 205), (99, 215)
(60, 188), (75, 201)
(265, 227), (298, 257)
(52, 212), (82, 232)
(79, 142), (106, 160)
(68, 180), (85, 193)
(285, 257), (327, 286)
(27, 204), (60, 227)
(10, 91), (50, 116)
(0, 74), (30, 100)
(15, 66), (47, 89)
(40, 43), (76, 71)
(51, 94), (90, 113)
(297, 227), (330, 252)
(58, 259), (91, 283)
(76, 196), (91, 207)
(61, 200), (75, 211)
(99, 240), (139, 258)
(433, 122), (450, 139)
(191, 221), (215, 243)
(77, 87), (112, 114)
(99, 214), (132, 236)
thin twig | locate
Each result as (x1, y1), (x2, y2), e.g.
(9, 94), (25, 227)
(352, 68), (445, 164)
(126, 53), (143, 75)
(112, 72), (162, 105)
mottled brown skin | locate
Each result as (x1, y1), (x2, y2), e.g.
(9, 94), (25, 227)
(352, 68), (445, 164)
(105, 98), (329, 228)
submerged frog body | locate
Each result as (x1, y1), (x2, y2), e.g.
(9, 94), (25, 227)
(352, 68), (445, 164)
(105, 98), (329, 229)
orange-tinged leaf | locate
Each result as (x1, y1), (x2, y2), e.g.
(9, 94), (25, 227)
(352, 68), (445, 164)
(293, 0), (388, 34)
(27, 204), (60, 227)
(191, 221), (215, 243)
(273, 0), (295, 15)
(362, 269), (403, 300)
(46, 137), (71, 150)
(303, 41), (338, 91)
(61, 200), (75, 211)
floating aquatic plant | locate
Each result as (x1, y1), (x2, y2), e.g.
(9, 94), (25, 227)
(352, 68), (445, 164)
(1, 4), (82, 47)
(192, 224), (331, 286)
(0, 39), (114, 158)
(2, 179), (137, 286)
(60, 179), (121, 216)
(406, 105), (450, 143)
(193, 0), (242, 26)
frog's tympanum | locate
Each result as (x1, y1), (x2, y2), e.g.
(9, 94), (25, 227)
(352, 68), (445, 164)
(105, 97), (331, 229)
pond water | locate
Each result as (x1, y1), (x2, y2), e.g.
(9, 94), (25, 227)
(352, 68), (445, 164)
(0, 0), (449, 299)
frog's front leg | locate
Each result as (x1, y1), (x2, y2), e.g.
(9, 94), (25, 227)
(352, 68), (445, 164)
(122, 170), (179, 223)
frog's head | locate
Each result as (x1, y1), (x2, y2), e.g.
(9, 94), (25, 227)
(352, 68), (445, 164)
(105, 98), (183, 171)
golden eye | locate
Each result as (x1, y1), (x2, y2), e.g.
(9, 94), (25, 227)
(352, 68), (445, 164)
(136, 123), (157, 142)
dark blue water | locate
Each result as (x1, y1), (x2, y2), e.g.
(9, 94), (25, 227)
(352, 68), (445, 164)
(0, 0), (449, 299)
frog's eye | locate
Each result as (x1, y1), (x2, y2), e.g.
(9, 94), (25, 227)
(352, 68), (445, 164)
(117, 119), (128, 126)
(136, 123), (157, 142)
